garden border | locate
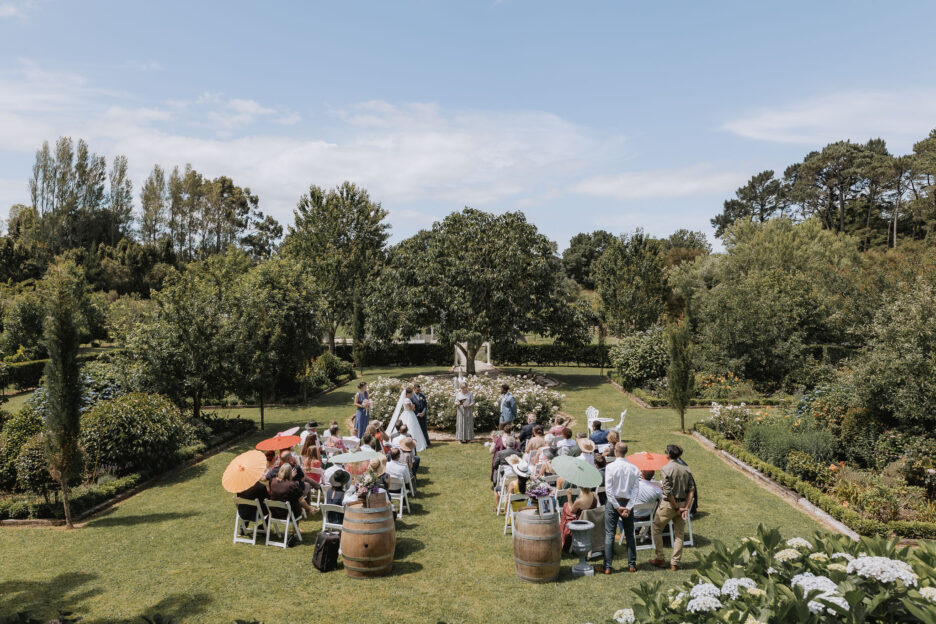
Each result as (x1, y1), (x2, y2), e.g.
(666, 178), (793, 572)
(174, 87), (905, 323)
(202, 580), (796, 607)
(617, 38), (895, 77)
(607, 377), (780, 410)
(0, 427), (255, 528)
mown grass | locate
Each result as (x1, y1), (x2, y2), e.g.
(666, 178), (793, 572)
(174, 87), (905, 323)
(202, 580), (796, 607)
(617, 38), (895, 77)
(0, 367), (822, 623)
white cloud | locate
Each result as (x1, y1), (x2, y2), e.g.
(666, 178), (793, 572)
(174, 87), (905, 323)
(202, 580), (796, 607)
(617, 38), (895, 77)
(0, 1), (31, 18)
(572, 165), (745, 201)
(723, 90), (936, 151)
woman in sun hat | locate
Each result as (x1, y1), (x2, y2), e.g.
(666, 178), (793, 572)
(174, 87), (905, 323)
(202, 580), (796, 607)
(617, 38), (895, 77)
(577, 437), (597, 466)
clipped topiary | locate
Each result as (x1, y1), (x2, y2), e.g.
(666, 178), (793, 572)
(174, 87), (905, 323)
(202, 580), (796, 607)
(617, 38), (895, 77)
(0, 405), (44, 490)
(14, 432), (59, 501)
(80, 393), (196, 477)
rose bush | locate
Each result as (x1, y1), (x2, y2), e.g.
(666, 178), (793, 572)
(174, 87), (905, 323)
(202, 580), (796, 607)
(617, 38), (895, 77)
(366, 373), (563, 432)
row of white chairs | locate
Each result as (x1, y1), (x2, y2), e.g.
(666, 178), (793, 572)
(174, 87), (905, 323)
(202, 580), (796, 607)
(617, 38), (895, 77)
(233, 497), (302, 549)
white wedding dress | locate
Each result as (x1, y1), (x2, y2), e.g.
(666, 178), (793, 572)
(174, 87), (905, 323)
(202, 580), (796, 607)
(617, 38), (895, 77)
(399, 397), (428, 452)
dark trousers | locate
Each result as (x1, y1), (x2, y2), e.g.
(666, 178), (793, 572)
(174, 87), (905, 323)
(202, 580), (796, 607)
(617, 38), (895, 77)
(604, 502), (636, 569)
(417, 414), (430, 446)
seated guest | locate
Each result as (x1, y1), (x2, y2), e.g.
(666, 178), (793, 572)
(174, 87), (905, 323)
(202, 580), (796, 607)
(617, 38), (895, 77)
(548, 415), (567, 436)
(299, 421), (319, 448)
(534, 446), (557, 479)
(370, 455), (389, 491)
(269, 464), (316, 519)
(325, 423), (346, 451)
(517, 413), (537, 451)
(602, 430), (620, 456)
(577, 438), (597, 465)
(235, 480), (268, 526)
(560, 485), (598, 551)
(590, 420), (610, 445)
(399, 436), (420, 475)
(325, 469), (350, 525)
(300, 437), (323, 492)
(525, 425), (546, 459)
(594, 454), (608, 505)
(263, 450), (279, 480)
(361, 433), (378, 453)
(556, 427), (577, 456)
(492, 437), (521, 484)
(507, 458), (531, 496)
(633, 470), (664, 540)
(385, 448), (410, 487)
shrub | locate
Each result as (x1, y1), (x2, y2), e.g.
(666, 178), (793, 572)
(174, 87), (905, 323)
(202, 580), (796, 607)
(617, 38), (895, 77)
(80, 393), (196, 476)
(0, 405), (43, 490)
(695, 372), (760, 401)
(838, 407), (883, 468)
(785, 449), (834, 490)
(609, 327), (667, 390)
(743, 422), (836, 470)
(697, 402), (756, 440)
(14, 433), (58, 499)
(493, 342), (611, 367)
(901, 438), (936, 500)
(334, 343), (451, 367)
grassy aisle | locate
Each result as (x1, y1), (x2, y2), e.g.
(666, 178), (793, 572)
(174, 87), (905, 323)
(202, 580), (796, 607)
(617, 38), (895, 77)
(0, 367), (822, 623)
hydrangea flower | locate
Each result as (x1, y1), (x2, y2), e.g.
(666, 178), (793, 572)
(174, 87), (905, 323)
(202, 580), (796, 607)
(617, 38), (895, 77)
(746, 587), (767, 597)
(775, 548), (802, 562)
(786, 537), (813, 550)
(767, 567), (777, 575)
(612, 609), (635, 624)
(808, 594), (849, 615)
(846, 556), (918, 587)
(831, 552), (854, 562)
(686, 596), (722, 614)
(744, 616), (767, 624)
(828, 563), (848, 573)
(921, 587), (936, 603)
(668, 592), (686, 609)
(809, 552), (829, 562)
(689, 583), (722, 599)
(721, 577), (756, 599)
(791, 572), (839, 595)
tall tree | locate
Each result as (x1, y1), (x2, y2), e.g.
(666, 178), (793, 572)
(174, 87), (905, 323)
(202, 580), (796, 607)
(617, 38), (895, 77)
(140, 165), (168, 244)
(561, 230), (614, 288)
(665, 315), (693, 433)
(593, 229), (666, 336)
(712, 170), (785, 237)
(368, 208), (564, 374)
(107, 155), (133, 246)
(282, 182), (389, 351)
(40, 260), (85, 528)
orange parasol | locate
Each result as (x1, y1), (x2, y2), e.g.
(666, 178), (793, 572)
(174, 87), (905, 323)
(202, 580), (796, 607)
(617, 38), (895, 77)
(626, 452), (669, 472)
(221, 450), (267, 493)
(256, 434), (301, 451)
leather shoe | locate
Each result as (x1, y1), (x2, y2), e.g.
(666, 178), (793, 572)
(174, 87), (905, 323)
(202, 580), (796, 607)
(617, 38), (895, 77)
(601, 567), (613, 575)
(670, 565), (679, 571)
(649, 559), (668, 569)
(628, 566), (637, 572)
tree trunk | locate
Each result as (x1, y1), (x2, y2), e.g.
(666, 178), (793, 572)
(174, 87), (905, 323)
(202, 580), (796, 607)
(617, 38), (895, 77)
(61, 481), (73, 529)
(458, 343), (479, 375)
(259, 392), (265, 431)
(193, 390), (201, 420)
(326, 325), (336, 353)
(680, 408), (685, 434)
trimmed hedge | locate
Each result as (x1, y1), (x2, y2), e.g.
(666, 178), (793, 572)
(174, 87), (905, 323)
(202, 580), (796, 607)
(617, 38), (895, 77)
(334, 343), (451, 367)
(493, 342), (611, 367)
(614, 376), (788, 407)
(5, 352), (111, 390)
(695, 424), (936, 539)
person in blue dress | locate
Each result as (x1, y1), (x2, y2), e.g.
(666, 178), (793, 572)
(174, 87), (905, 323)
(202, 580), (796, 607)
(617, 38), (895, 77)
(354, 382), (370, 437)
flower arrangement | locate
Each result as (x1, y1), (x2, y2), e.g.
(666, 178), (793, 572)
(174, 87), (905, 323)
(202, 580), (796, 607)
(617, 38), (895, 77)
(524, 478), (552, 503)
(355, 468), (381, 498)
(366, 373), (563, 432)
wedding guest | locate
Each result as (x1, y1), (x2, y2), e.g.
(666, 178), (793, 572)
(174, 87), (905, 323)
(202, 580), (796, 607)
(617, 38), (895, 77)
(455, 381), (475, 443)
(548, 415), (567, 436)
(299, 421), (319, 448)
(525, 425), (547, 459)
(602, 430), (620, 456)
(385, 447), (410, 492)
(325, 423), (346, 451)
(517, 413), (537, 451)
(557, 427), (577, 456)
(236, 480), (268, 527)
(594, 454), (608, 504)
(354, 382), (370, 437)
(489, 423), (513, 481)
(650, 445), (696, 571)
(325, 469), (350, 525)
(492, 437), (521, 484)
(299, 435), (323, 491)
(633, 470), (663, 541)
(413, 383), (430, 447)
(499, 384), (517, 425)
(560, 485), (597, 551)
(589, 420), (610, 445)
(399, 436), (420, 475)
(603, 442), (641, 574)
(577, 438), (597, 465)
(269, 464), (316, 519)
(263, 450), (279, 480)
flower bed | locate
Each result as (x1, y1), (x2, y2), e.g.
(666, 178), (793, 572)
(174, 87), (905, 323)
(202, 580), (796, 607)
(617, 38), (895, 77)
(366, 374), (563, 432)
(602, 525), (936, 623)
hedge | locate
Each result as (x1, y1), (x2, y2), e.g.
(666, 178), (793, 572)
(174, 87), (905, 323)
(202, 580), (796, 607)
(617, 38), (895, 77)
(5, 352), (112, 390)
(334, 343), (451, 367)
(493, 343), (611, 367)
(694, 424), (936, 540)
(613, 376), (788, 408)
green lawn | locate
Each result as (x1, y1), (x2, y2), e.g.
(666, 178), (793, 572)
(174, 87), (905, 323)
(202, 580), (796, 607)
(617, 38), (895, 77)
(0, 367), (823, 623)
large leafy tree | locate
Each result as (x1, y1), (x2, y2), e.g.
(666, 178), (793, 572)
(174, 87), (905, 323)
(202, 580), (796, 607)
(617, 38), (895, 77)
(369, 208), (566, 374)
(593, 229), (666, 336)
(282, 181), (389, 352)
(562, 230), (614, 289)
(40, 260), (86, 528)
(711, 170), (786, 238)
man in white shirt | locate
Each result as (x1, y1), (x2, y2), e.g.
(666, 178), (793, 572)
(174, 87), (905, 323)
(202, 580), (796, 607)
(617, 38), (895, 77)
(385, 448), (410, 490)
(602, 442), (641, 573)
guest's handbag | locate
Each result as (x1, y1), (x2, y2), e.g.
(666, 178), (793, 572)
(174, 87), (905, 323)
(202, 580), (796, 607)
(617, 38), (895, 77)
(313, 530), (341, 572)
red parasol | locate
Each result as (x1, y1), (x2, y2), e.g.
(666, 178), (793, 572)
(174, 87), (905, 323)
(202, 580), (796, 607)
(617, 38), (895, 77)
(256, 434), (301, 451)
(626, 452), (670, 472)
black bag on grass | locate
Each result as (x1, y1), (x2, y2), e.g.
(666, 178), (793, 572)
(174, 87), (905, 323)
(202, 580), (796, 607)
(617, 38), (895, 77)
(313, 530), (341, 572)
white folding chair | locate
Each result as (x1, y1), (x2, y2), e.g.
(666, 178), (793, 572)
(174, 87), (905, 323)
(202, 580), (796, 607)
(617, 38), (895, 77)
(495, 466), (516, 515)
(625, 500), (659, 551)
(387, 476), (410, 517)
(264, 500), (302, 548)
(233, 497), (268, 546)
(320, 503), (344, 532)
(668, 511), (694, 547)
(404, 470), (416, 498)
(305, 467), (324, 506)
(543, 474), (560, 486)
(503, 494), (528, 535)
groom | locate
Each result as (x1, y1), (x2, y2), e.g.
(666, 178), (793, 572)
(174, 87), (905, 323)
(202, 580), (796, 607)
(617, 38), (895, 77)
(413, 383), (430, 447)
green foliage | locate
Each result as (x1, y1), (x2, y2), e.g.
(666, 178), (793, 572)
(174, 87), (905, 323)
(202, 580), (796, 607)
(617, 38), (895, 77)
(297, 352), (353, 393)
(334, 343), (451, 367)
(0, 406), (44, 490)
(665, 316), (693, 431)
(79, 393), (196, 476)
(14, 433), (57, 497)
(593, 229), (666, 335)
(744, 422), (837, 470)
(493, 342), (610, 367)
(785, 449), (834, 490)
(900, 438), (936, 500)
(711, 169), (785, 237)
(1, 291), (45, 360)
(608, 326), (667, 390)
(561, 230), (613, 289)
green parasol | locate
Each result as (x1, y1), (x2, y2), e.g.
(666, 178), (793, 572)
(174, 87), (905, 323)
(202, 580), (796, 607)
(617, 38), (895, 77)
(550, 455), (602, 488)
(329, 447), (379, 464)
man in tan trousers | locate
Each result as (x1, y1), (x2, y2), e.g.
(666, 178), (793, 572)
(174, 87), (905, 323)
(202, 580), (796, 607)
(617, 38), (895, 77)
(649, 444), (696, 571)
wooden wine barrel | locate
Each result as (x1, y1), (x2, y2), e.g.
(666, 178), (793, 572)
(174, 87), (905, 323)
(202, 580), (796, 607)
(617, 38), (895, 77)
(341, 500), (396, 578)
(513, 508), (561, 583)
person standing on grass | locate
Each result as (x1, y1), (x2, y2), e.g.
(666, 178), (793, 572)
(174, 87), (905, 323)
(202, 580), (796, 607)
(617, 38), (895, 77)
(354, 382), (370, 437)
(413, 383), (430, 447)
(499, 384), (517, 426)
(602, 442), (641, 574)
(649, 444), (696, 571)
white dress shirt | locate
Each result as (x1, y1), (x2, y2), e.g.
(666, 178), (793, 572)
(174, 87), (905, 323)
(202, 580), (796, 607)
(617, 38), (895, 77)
(605, 457), (641, 510)
(386, 459), (410, 483)
(633, 478), (663, 506)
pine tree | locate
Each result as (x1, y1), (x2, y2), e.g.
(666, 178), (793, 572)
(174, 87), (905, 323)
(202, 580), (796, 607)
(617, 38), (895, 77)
(42, 262), (84, 528)
(665, 315), (693, 433)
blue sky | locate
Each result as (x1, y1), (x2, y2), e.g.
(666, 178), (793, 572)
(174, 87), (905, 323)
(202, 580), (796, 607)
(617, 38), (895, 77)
(2, 1), (936, 249)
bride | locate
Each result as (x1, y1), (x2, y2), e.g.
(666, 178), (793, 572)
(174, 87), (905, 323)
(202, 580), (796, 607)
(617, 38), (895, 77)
(388, 387), (428, 452)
